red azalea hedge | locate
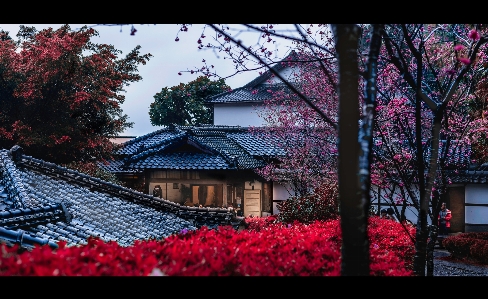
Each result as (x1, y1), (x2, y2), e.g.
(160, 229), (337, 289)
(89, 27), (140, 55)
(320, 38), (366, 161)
(443, 232), (488, 264)
(0, 216), (415, 276)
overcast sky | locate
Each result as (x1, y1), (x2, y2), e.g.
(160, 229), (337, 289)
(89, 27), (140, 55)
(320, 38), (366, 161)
(0, 24), (297, 137)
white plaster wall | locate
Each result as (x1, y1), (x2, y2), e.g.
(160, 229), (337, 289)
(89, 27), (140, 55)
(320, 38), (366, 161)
(465, 184), (488, 224)
(370, 184), (426, 224)
(110, 137), (136, 144)
(273, 182), (291, 201)
(272, 201), (281, 215)
(213, 104), (265, 127)
(465, 184), (488, 204)
(272, 182), (292, 214)
(465, 206), (488, 224)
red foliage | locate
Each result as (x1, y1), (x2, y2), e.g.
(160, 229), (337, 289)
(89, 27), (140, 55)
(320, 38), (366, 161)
(0, 25), (152, 164)
(0, 217), (414, 276)
(443, 232), (488, 264)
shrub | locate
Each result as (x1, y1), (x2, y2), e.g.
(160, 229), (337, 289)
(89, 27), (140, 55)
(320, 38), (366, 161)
(276, 182), (339, 224)
(470, 240), (488, 264)
(443, 232), (488, 264)
(0, 217), (414, 276)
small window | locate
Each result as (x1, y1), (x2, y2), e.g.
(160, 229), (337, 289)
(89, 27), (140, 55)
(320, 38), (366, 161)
(173, 183), (179, 189)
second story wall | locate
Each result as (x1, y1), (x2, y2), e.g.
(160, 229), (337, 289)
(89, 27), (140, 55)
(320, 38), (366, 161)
(213, 103), (266, 127)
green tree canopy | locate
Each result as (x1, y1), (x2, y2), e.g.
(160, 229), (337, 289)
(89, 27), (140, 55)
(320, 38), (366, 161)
(149, 76), (230, 127)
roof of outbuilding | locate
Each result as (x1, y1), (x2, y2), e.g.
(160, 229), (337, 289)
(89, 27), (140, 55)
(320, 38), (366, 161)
(103, 125), (285, 173)
(0, 146), (241, 250)
(204, 83), (293, 104)
(374, 139), (473, 170)
(437, 140), (472, 169)
(205, 50), (299, 104)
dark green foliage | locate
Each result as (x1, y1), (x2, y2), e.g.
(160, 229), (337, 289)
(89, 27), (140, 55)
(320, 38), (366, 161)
(277, 183), (339, 224)
(149, 76), (230, 127)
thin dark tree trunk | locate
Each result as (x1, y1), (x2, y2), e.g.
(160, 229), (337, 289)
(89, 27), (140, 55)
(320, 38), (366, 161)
(332, 24), (369, 276)
(412, 34), (428, 275)
(359, 24), (383, 220)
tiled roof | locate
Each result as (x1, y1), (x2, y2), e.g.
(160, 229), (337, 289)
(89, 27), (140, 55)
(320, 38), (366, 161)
(227, 131), (286, 157)
(447, 170), (488, 184)
(129, 152), (230, 170)
(104, 125), (285, 172)
(116, 129), (186, 155)
(437, 140), (472, 169)
(0, 146), (242, 250)
(242, 50), (299, 88)
(374, 139), (472, 170)
(205, 84), (293, 104)
(205, 50), (300, 104)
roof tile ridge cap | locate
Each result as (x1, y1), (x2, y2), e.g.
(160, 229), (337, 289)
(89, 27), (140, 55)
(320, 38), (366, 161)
(138, 130), (186, 152)
(23, 154), (89, 180)
(129, 133), (187, 163)
(122, 127), (172, 146)
(0, 227), (59, 249)
(0, 151), (28, 209)
(25, 156), (175, 207)
(242, 51), (295, 88)
(22, 154), (120, 192)
(210, 133), (251, 167)
(187, 136), (221, 156)
(206, 86), (242, 100)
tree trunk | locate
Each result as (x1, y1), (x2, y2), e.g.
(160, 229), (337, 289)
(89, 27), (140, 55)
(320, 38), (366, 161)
(359, 24), (383, 218)
(332, 24), (369, 276)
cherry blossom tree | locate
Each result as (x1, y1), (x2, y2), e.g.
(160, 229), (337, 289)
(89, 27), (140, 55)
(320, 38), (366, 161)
(249, 48), (339, 198)
(196, 24), (488, 276)
(114, 23), (488, 276)
(373, 24), (488, 275)
(194, 23), (379, 276)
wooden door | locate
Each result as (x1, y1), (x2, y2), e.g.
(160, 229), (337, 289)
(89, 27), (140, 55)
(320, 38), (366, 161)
(244, 190), (261, 217)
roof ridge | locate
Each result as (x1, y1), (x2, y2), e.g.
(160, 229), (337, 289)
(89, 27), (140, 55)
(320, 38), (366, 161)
(204, 50), (298, 103)
(0, 150), (28, 209)
(126, 131), (187, 162)
(242, 50), (298, 88)
(18, 151), (182, 212)
(122, 126), (173, 146)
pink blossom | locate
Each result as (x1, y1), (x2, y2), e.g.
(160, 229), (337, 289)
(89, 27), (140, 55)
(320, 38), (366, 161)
(445, 68), (456, 75)
(468, 29), (480, 40)
(453, 44), (464, 51)
(458, 57), (471, 65)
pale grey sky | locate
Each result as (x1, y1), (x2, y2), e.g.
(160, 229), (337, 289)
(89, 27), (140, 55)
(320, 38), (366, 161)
(0, 24), (296, 137)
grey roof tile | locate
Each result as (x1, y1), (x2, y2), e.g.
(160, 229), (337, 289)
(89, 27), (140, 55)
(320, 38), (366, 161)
(102, 125), (284, 173)
(0, 146), (242, 249)
(205, 50), (300, 104)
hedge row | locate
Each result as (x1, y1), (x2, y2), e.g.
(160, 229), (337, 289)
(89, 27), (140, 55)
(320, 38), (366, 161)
(443, 232), (488, 264)
(0, 216), (415, 276)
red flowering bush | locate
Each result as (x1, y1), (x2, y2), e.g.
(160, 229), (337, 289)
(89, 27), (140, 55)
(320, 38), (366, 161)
(0, 216), (414, 276)
(276, 183), (339, 224)
(443, 232), (488, 264)
(368, 217), (416, 274)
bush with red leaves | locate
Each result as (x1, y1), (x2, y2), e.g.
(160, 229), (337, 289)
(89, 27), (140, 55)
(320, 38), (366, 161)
(0, 217), (414, 276)
(443, 232), (488, 264)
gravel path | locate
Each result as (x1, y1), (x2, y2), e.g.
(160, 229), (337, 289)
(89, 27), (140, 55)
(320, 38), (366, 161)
(433, 249), (488, 276)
